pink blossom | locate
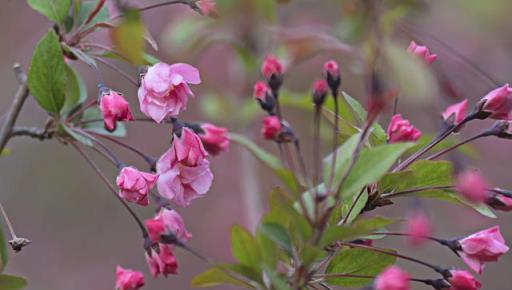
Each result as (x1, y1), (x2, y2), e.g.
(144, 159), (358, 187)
(138, 63), (201, 123)
(312, 79), (328, 106)
(405, 211), (431, 247)
(261, 55), (283, 79)
(115, 266), (144, 290)
(458, 226), (509, 274)
(253, 81), (270, 102)
(448, 270), (481, 290)
(99, 90), (134, 132)
(145, 245), (178, 277)
(480, 84), (512, 120)
(407, 41), (437, 65)
(442, 99), (468, 125)
(196, 0), (218, 18)
(488, 194), (512, 211)
(374, 266), (410, 290)
(386, 114), (422, 143)
(456, 170), (489, 203)
(145, 208), (192, 244)
(156, 128), (213, 207)
(116, 167), (159, 206)
(199, 123), (229, 156)
(323, 60), (340, 79)
(261, 116), (282, 140)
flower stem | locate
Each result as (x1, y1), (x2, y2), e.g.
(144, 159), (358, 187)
(326, 94), (339, 194)
(93, 57), (138, 87)
(426, 131), (492, 161)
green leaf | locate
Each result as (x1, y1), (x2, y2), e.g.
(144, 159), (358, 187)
(62, 65), (88, 114)
(27, 0), (71, 24)
(259, 222), (292, 254)
(323, 134), (360, 191)
(191, 266), (255, 289)
(28, 30), (67, 114)
(76, 0), (109, 28)
(82, 108), (127, 138)
(0, 274), (27, 290)
(111, 9), (145, 64)
(326, 247), (396, 287)
(320, 217), (395, 247)
(62, 125), (93, 146)
(231, 225), (262, 268)
(263, 267), (292, 290)
(65, 46), (97, 68)
(0, 226), (7, 272)
(339, 190), (369, 225)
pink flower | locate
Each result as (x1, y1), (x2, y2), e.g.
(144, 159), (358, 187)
(323, 60), (340, 79)
(487, 194), (512, 211)
(196, 0), (218, 18)
(407, 41), (437, 65)
(448, 270), (481, 290)
(138, 63), (201, 123)
(115, 266), (144, 290)
(261, 116), (282, 140)
(374, 266), (410, 290)
(480, 84), (512, 120)
(116, 167), (159, 206)
(261, 55), (283, 79)
(99, 90), (134, 132)
(199, 123), (229, 156)
(312, 79), (328, 106)
(458, 226), (509, 274)
(386, 114), (422, 143)
(253, 81), (270, 102)
(405, 211), (431, 247)
(456, 170), (489, 203)
(156, 128), (213, 207)
(145, 208), (192, 244)
(145, 245), (178, 277)
(442, 99), (468, 125)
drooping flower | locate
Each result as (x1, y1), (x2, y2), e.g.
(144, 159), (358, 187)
(145, 245), (178, 277)
(447, 270), (481, 290)
(261, 55), (283, 80)
(156, 128), (213, 207)
(442, 99), (468, 125)
(99, 89), (134, 132)
(480, 84), (512, 120)
(198, 123), (229, 156)
(145, 208), (192, 244)
(456, 170), (489, 203)
(405, 211), (431, 247)
(312, 79), (328, 106)
(386, 114), (422, 143)
(407, 41), (437, 65)
(457, 226), (509, 274)
(195, 0), (218, 18)
(116, 167), (159, 206)
(374, 266), (410, 290)
(138, 63), (201, 123)
(261, 116), (282, 140)
(115, 266), (144, 290)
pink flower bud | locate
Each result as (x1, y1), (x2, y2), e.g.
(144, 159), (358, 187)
(199, 123), (229, 156)
(261, 55), (283, 79)
(323, 60), (340, 80)
(374, 266), (410, 290)
(115, 266), (144, 290)
(458, 226), (509, 274)
(386, 114), (422, 143)
(405, 211), (431, 247)
(480, 84), (512, 120)
(99, 90), (134, 132)
(261, 116), (282, 140)
(138, 62), (201, 123)
(196, 0), (218, 18)
(253, 81), (270, 102)
(407, 41), (437, 65)
(456, 170), (489, 203)
(116, 167), (159, 206)
(312, 79), (328, 106)
(145, 245), (178, 277)
(448, 270), (481, 290)
(487, 194), (512, 211)
(145, 209), (192, 244)
(442, 99), (468, 125)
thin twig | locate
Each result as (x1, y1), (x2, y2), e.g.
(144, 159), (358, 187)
(93, 57), (138, 86)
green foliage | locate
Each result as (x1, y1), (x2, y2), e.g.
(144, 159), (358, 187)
(28, 30), (68, 114)
(111, 9), (145, 64)
(323, 134), (360, 191)
(191, 265), (256, 289)
(231, 225), (262, 268)
(62, 65), (88, 114)
(0, 275), (27, 290)
(27, 0), (71, 24)
(259, 222), (292, 254)
(326, 248), (396, 287)
(81, 108), (127, 138)
(76, 1), (109, 28)
(320, 217), (395, 247)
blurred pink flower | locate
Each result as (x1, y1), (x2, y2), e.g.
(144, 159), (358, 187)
(138, 63), (201, 123)
(456, 170), (488, 203)
(145, 208), (192, 244)
(199, 123), (229, 156)
(116, 167), (158, 206)
(156, 128), (213, 207)
(488, 194), (512, 211)
(253, 81), (269, 102)
(99, 90), (134, 132)
(386, 114), (422, 143)
(481, 84), (512, 120)
(312, 79), (328, 106)
(196, 0), (218, 18)
(448, 270), (481, 290)
(145, 245), (178, 277)
(323, 60), (340, 79)
(442, 99), (468, 125)
(407, 41), (437, 65)
(261, 116), (282, 140)
(115, 266), (144, 290)
(458, 226), (509, 274)
(261, 55), (283, 79)
(374, 266), (410, 290)
(405, 211), (431, 247)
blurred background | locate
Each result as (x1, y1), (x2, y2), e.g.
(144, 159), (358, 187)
(1, 0), (512, 289)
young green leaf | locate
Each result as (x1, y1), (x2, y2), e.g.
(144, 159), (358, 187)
(320, 217), (395, 247)
(62, 125), (93, 146)
(259, 222), (292, 254)
(82, 108), (127, 138)
(62, 65), (88, 114)
(28, 30), (68, 114)
(76, 0), (109, 28)
(0, 274), (27, 290)
(231, 225), (262, 268)
(323, 134), (360, 190)
(111, 9), (145, 64)
(27, 0), (71, 24)
(191, 266), (255, 289)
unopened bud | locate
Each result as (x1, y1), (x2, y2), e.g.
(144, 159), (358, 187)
(323, 60), (341, 93)
(312, 79), (328, 107)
